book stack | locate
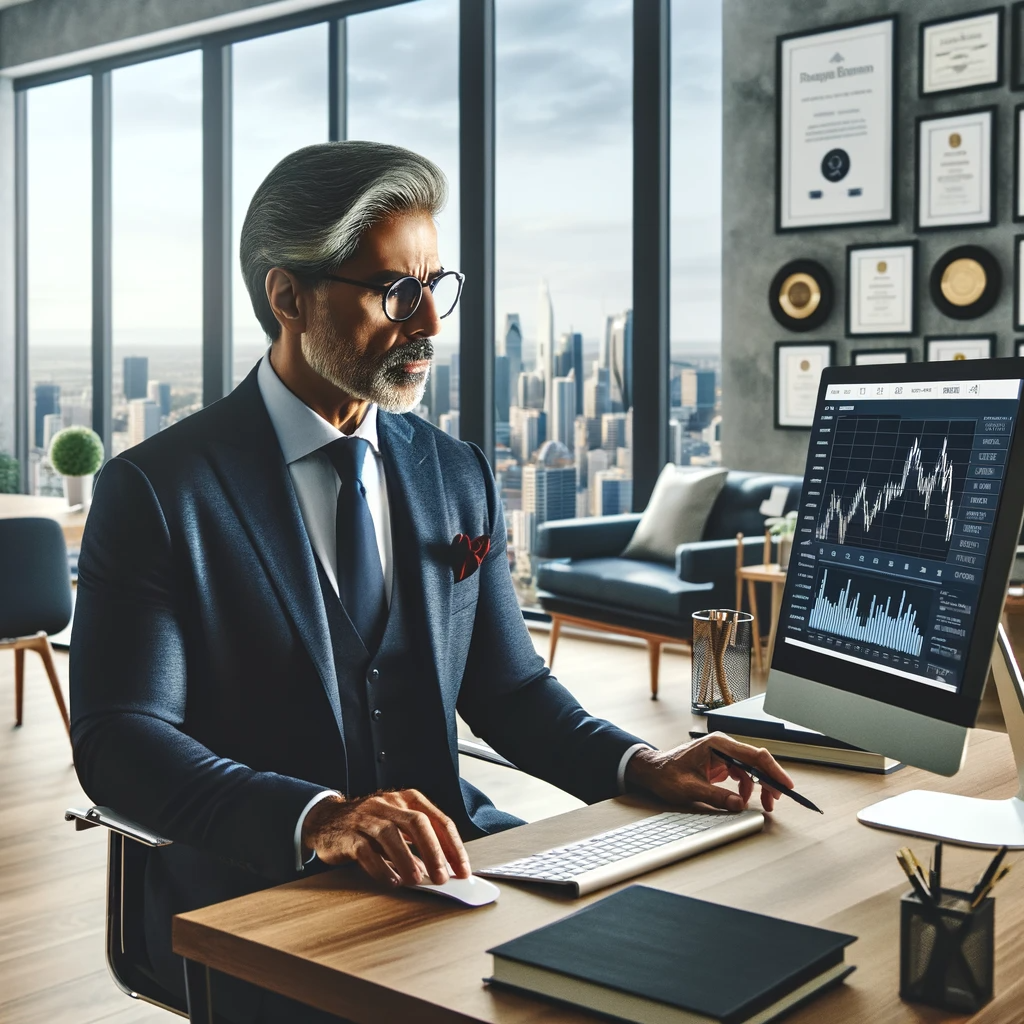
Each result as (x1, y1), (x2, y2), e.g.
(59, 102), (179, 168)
(487, 885), (856, 1024)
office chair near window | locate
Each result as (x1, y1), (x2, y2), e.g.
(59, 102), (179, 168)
(65, 739), (516, 1022)
(0, 518), (73, 744)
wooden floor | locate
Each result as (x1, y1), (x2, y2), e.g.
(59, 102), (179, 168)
(0, 627), (699, 1024)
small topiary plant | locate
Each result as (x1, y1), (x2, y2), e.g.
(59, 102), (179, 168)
(0, 451), (20, 493)
(49, 427), (105, 477)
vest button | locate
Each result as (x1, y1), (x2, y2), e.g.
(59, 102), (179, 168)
(372, 709), (383, 722)
(369, 668), (380, 682)
(377, 750), (387, 763)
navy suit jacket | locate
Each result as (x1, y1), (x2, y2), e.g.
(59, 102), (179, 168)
(70, 365), (643, 899)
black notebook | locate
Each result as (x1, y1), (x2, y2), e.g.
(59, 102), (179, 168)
(487, 886), (856, 1024)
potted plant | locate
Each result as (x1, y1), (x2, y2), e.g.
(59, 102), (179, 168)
(48, 427), (104, 511)
(765, 509), (798, 569)
(0, 451), (20, 493)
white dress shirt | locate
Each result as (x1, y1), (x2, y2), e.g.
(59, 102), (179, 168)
(256, 351), (643, 870)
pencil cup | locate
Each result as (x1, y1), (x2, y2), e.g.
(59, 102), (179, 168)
(691, 610), (752, 714)
(899, 889), (994, 1013)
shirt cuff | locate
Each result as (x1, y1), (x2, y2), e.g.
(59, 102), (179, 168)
(294, 789), (342, 871)
(617, 743), (654, 794)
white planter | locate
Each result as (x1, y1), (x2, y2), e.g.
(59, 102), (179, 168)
(63, 473), (93, 512)
(778, 534), (793, 570)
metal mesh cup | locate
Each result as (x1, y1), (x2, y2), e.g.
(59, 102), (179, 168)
(691, 609), (753, 714)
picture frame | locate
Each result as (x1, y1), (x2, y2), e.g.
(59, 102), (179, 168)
(1017, 339), (1024, 357)
(1013, 2), (1024, 90)
(1015, 104), (1024, 221)
(851, 348), (914, 366)
(919, 8), (1003, 96)
(774, 341), (836, 429)
(1015, 236), (1024, 330)
(776, 16), (896, 232)
(925, 335), (996, 362)
(846, 241), (916, 337)
(916, 106), (996, 231)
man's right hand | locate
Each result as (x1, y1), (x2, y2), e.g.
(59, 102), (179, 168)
(300, 789), (471, 887)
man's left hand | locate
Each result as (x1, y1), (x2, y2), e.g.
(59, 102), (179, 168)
(624, 733), (795, 813)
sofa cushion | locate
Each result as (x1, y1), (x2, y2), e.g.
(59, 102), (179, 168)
(537, 558), (713, 619)
(622, 465), (728, 564)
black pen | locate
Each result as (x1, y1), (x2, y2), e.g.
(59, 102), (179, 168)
(970, 846), (1008, 905)
(711, 749), (823, 813)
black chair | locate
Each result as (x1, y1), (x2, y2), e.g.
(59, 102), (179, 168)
(0, 517), (73, 742)
(66, 739), (515, 1022)
(534, 471), (803, 697)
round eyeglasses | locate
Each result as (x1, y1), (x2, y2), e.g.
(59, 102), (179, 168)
(322, 269), (465, 323)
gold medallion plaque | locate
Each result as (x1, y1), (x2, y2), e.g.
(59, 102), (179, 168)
(940, 258), (987, 307)
(778, 273), (821, 320)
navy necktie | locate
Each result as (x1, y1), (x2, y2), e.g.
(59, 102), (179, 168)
(322, 436), (387, 654)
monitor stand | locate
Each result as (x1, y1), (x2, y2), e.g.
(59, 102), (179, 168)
(858, 625), (1024, 848)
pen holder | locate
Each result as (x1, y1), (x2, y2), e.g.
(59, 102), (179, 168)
(899, 889), (994, 1013)
(691, 610), (752, 713)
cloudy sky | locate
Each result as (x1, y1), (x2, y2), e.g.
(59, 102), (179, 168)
(26, 0), (721, 363)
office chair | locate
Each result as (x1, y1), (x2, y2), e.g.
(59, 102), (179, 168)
(0, 518), (73, 744)
(66, 738), (516, 1023)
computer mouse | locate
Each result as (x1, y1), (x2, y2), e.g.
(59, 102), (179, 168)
(412, 873), (500, 906)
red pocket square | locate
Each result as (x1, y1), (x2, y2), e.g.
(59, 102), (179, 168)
(451, 533), (490, 582)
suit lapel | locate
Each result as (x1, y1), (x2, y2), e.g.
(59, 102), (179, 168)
(204, 370), (344, 739)
(377, 412), (453, 708)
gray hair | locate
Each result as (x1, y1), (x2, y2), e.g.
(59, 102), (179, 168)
(240, 140), (449, 340)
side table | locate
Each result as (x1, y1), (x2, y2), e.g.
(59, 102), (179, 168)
(736, 561), (788, 675)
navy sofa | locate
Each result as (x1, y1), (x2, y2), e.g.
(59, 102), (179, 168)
(534, 471), (803, 698)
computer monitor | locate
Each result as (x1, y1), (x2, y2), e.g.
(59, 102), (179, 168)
(763, 360), (1024, 847)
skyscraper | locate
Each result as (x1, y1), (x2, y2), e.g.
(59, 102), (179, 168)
(601, 411), (629, 452)
(33, 383), (60, 449)
(148, 381), (172, 417)
(522, 441), (576, 537)
(536, 282), (555, 416)
(551, 376), (576, 450)
(123, 356), (149, 400)
(428, 362), (450, 422)
(600, 314), (614, 370)
(494, 355), (510, 425)
(594, 467), (633, 516)
(517, 371), (544, 411)
(510, 407), (546, 463)
(584, 366), (611, 419)
(128, 398), (161, 447)
(556, 331), (583, 415)
(500, 313), (523, 397)
(608, 310), (633, 411)
(439, 411), (460, 439)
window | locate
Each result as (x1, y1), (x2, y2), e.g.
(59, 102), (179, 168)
(670, 0), (722, 467)
(25, 77), (92, 495)
(111, 52), (203, 454)
(494, 0), (633, 606)
(348, 0), (460, 436)
(232, 23), (329, 385)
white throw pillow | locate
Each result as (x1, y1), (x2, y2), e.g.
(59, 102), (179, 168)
(622, 465), (729, 564)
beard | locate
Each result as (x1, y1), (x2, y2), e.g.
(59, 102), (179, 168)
(301, 311), (432, 414)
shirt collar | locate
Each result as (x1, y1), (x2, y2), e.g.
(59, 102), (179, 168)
(257, 350), (380, 466)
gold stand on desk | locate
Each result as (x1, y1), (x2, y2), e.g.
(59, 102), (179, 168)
(734, 532), (788, 675)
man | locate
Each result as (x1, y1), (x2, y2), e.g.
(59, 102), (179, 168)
(71, 141), (791, 1023)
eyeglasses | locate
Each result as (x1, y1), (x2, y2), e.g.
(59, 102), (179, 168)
(322, 269), (465, 323)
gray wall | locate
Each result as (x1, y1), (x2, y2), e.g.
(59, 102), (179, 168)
(722, 0), (1020, 475)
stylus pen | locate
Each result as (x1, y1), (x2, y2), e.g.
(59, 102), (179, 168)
(711, 749), (823, 813)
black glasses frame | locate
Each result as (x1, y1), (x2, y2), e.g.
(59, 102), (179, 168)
(322, 269), (465, 323)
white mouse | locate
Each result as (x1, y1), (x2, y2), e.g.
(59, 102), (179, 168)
(412, 873), (500, 906)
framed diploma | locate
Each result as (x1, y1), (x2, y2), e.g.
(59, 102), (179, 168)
(845, 242), (916, 337)
(1016, 105), (1024, 221)
(1015, 237), (1024, 330)
(852, 348), (913, 365)
(919, 8), (1003, 96)
(916, 106), (996, 230)
(925, 335), (995, 362)
(1014, 3), (1024, 90)
(776, 17), (896, 232)
(774, 341), (835, 429)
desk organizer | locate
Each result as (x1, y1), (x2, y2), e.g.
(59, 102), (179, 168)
(691, 609), (752, 713)
(899, 888), (994, 1013)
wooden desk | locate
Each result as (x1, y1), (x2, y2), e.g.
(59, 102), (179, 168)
(174, 729), (1024, 1023)
(0, 493), (87, 548)
(736, 562), (787, 675)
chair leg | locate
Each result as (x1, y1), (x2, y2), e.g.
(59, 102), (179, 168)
(648, 639), (661, 700)
(14, 646), (25, 726)
(548, 616), (562, 667)
(33, 633), (71, 740)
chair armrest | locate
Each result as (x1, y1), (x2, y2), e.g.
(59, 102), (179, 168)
(535, 514), (643, 559)
(457, 738), (518, 771)
(676, 535), (765, 584)
(65, 805), (173, 848)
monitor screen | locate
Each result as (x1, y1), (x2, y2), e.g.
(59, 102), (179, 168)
(772, 365), (1024, 729)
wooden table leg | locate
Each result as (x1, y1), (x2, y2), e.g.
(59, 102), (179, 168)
(648, 639), (661, 701)
(14, 646), (24, 726)
(766, 581), (784, 671)
(548, 616), (562, 668)
(747, 579), (763, 676)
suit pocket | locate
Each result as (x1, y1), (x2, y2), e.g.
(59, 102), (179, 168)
(451, 573), (480, 615)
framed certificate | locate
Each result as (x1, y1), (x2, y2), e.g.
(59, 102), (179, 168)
(776, 17), (896, 231)
(846, 242), (916, 336)
(1013, 3), (1024, 90)
(852, 348), (913, 366)
(774, 341), (835, 429)
(916, 107), (996, 230)
(919, 8), (1003, 96)
(1015, 236), (1024, 330)
(925, 335), (995, 361)
(1016, 105), (1024, 221)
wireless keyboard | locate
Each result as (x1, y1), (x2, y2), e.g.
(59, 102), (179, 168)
(476, 809), (764, 896)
